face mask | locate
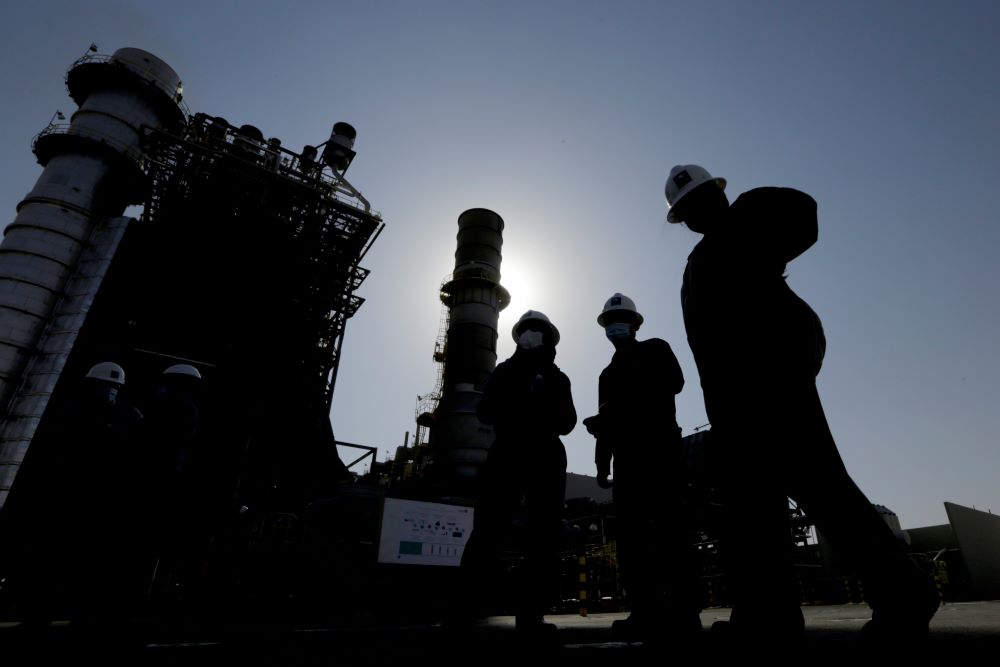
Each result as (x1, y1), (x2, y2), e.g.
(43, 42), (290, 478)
(517, 330), (545, 350)
(94, 386), (119, 404)
(605, 323), (632, 342)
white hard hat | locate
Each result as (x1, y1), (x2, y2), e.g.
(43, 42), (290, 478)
(86, 361), (126, 385)
(665, 164), (726, 223)
(597, 293), (644, 328)
(163, 364), (202, 380)
(512, 310), (560, 345)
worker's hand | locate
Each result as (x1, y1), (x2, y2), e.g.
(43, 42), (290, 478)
(582, 415), (601, 436)
(597, 473), (613, 489)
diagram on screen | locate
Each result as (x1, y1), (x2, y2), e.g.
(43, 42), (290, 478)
(378, 498), (474, 566)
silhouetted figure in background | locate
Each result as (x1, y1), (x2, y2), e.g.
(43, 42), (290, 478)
(70, 361), (148, 639)
(459, 310), (577, 636)
(2, 361), (148, 641)
(664, 164), (939, 641)
(583, 293), (701, 640)
(146, 364), (207, 611)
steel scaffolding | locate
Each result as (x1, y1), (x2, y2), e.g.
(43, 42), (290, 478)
(139, 113), (383, 407)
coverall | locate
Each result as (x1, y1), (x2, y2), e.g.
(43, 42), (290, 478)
(2, 380), (147, 632)
(461, 345), (577, 624)
(145, 373), (207, 602)
(680, 186), (938, 632)
(594, 337), (700, 629)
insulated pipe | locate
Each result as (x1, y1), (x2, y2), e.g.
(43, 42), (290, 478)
(431, 209), (510, 492)
(0, 48), (184, 500)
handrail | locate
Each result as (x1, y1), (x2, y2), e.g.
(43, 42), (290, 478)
(69, 52), (190, 118)
(32, 122), (147, 168)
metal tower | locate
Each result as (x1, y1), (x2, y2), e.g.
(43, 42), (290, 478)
(1, 46), (383, 514)
(425, 208), (510, 496)
(0, 48), (185, 506)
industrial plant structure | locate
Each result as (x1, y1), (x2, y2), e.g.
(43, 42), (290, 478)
(0, 48), (187, 505)
(1, 46), (995, 634)
(0, 47), (383, 617)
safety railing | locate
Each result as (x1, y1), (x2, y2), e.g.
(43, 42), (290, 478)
(69, 52), (190, 118)
(32, 122), (148, 169)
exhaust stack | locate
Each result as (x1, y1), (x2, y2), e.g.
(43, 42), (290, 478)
(429, 208), (510, 496)
(0, 48), (184, 505)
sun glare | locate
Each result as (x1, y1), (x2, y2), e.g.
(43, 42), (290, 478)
(496, 256), (554, 358)
(499, 257), (542, 322)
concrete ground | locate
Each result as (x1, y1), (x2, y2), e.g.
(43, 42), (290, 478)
(2, 601), (998, 664)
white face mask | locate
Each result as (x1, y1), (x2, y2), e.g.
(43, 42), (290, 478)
(94, 386), (119, 404)
(517, 330), (545, 350)
(604, 323), (632, 342)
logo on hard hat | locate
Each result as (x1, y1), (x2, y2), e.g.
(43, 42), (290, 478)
(673, 170), (692, 189)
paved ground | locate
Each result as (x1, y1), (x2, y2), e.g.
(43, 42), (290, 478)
(2, 601), (997, 664)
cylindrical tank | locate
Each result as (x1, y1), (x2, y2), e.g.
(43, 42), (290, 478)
(234, 124), (264, 160)
(330, 122), (356, 149)
(430, 209), (510, 494)
(0, 48), (184, 497)
(207, 116), (229, 142)
(322, 121), (357, 172)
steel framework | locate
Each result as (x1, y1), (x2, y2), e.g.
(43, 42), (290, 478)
(139, 113), (383, 406)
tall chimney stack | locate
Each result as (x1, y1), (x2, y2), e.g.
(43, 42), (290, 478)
(0, 48), (185, 506)
(429, 208), (510, 496)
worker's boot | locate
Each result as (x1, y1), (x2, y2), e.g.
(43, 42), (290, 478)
(862, 579), (940, 642)
(613, 611), (701, 642)
(515, 614), (557, 638)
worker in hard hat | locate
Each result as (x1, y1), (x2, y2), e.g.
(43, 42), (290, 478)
(459, 310), (577, 637)
(147, 364), (204, 478)
(75, 361), (151, 633)
(583, 293), (701, 639)
(145, 364), (209, 606)
(665, 164), (939, 641)
(1, 361), (148, 637)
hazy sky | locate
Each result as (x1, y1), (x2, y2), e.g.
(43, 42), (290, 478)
(2, 1), (998, 530)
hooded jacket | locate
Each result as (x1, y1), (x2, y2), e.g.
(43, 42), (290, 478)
(594, 337), (684, 479)
(477, 346), (577, 456)
(681, 187), (826, 421)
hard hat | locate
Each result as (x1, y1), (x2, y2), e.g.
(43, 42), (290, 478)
(163, 364), (202, 380)
(665, 164), (727, 223)
(597, 293), (644, 327)
(512, 310), (560, 345)
(86, 361), (126, 385)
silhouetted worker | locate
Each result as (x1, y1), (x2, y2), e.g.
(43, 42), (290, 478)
(583, 293), (701, 639)
(664, 164), (939, 641)
(145, 364), (207, 606)
(3, 362), (148, 639)
(70, 361), (148, 637)
(459, 310), (577, 636)
(0, 365), (136, 638)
